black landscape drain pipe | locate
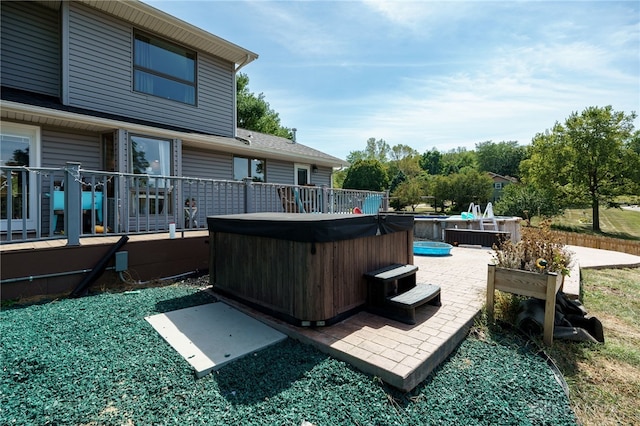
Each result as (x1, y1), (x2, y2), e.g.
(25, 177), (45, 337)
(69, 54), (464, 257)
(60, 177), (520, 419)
(70, 235), (129, 298)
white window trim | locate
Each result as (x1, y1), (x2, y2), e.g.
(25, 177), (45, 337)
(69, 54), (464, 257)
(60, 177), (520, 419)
(1, 122), (41, 232)
(294, 163), (311, 186)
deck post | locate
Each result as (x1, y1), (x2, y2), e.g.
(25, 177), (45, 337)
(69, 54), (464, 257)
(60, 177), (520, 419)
(243, 178), (255, 213)
(543, 272), (558, 346)
(65, 162), (82, 246)
(486, 264), (496, 318)
(320, 185), (329, 213)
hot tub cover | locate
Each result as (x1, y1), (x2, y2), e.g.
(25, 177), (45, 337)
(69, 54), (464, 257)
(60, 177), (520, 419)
(207, 213), (413, 243)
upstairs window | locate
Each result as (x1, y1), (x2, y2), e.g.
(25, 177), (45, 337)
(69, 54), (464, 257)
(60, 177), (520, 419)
(134, 32), (196, 105)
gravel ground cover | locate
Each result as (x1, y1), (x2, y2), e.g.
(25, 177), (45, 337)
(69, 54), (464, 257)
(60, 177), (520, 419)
(1, 281), (577, 425)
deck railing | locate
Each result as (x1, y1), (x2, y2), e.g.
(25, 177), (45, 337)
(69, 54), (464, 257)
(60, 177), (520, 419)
(1, 163), (388, 245)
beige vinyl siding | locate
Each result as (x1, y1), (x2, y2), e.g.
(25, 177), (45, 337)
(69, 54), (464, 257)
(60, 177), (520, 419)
(0, 2), (60, 97)
(41, 127), (101, 169)
(266, 160), (331, 186)
(181, 148), (232, 180)
(266, 160), (294, 185)
(66, 2), (235, 137)
(39, 126), (100, 234)
(313, 167), (332, 187)
(182, 147), (244, 216)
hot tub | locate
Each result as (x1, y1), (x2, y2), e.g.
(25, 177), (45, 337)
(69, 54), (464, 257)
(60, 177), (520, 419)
(207, 213), (415, 326)
(413, 241), (453, 256)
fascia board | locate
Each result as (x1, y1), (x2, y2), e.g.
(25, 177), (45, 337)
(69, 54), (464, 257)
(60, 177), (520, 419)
(1, 101), (344, 168)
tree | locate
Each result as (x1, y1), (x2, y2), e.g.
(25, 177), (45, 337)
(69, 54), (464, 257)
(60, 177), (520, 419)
(345, 139), (419, 193)
(389, 144), (418, 161)
(475, 140), (527, 178)
(494, 183), (562, 225)
(391, 177), (425, 211)
(419, 148), (442, 175)
(332, 168), (348, 188)
(439, 147), (477, 175)
(342, 159), (389, 191)
(236, 73), (292, 138)
(624, 130), (640, 196)
(448, 168), (493, 211)
(388, 169), (407, 193)
(346, 138), (390, 164)
(387, 148), (421, 192)
(428, 174), (451, 212)
(521, 106), (637, 232)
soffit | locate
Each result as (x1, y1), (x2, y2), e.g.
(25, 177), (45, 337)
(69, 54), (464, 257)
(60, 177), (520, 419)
(0, 102), (342, 168)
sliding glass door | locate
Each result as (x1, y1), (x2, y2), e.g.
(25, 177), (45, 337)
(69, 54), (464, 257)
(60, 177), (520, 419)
(0, 123), (40, 232)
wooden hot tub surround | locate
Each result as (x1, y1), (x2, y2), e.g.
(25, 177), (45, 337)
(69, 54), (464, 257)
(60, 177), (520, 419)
(208, 213), (414, 326)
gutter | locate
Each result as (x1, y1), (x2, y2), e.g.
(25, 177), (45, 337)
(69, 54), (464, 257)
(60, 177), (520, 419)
(0, 101), (345, 168)
(78, 0), (258, 66)
(235, 53), (254, 74)
(232, 53), (254, 141)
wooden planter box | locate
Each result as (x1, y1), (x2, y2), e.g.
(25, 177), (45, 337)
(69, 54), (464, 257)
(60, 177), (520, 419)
(486, 264), (563, 345)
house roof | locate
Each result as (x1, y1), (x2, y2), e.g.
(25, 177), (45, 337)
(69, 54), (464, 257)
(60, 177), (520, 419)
(77, 0), (258, 69)
(1, 87), (347, 168)
(235, 129), (347, 168)
(487, 172), (518, 183)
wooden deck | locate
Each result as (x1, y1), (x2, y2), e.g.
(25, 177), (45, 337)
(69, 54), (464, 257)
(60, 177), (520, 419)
(0, 231), (209, 301)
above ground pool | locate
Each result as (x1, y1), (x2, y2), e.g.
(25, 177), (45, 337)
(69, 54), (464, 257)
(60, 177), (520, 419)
(413, 241), (453, 256)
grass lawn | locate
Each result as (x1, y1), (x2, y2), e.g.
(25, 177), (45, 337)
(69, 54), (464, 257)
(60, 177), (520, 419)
(547, 268), (640, 426)
(549, 207), (640, 240)
(1, 282), (577, 425)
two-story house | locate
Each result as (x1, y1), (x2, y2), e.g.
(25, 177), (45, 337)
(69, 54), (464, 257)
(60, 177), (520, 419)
(487, 172), (518, 203)
(1, 0), (346, 237)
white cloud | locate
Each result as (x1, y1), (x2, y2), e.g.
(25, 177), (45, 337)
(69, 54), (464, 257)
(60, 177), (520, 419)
(244, 1), (350, 57)
(285, 32), (639, 159)
(361, 0), (473, 34)
(143, 0), (640, 161)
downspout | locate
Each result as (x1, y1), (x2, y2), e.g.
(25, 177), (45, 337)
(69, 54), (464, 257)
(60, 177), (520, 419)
(233, 54), (254, 138)
(235, 53), (253, 74)
(61, 1), (70, 105)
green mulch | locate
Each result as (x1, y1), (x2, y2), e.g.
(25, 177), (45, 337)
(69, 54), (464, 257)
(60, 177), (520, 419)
(1, 284), (577, 425)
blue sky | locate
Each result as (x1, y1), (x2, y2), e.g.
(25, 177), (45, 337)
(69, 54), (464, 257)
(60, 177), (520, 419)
(145, 0), (640, 161)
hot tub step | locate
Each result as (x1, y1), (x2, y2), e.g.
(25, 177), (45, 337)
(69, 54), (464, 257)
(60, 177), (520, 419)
(387, 284), (441, 308)
(365, 264), (441, 325)
(384, 284), (441, 324)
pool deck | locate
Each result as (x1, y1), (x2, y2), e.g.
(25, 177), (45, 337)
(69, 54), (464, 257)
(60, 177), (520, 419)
(213, 245), (640, 392)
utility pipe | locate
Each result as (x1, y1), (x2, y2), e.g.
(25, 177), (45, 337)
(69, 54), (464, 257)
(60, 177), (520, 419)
(1, 266), (115, 284)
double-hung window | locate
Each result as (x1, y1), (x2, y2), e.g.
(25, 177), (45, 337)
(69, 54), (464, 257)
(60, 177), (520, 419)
(134, 32), (196, 105)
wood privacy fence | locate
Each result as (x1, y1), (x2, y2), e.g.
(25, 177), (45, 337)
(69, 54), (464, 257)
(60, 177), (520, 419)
(552, 231), (640, 256)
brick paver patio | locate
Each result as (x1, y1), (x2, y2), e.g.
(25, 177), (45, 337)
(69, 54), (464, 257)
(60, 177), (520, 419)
(215, 246), (495, 391)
